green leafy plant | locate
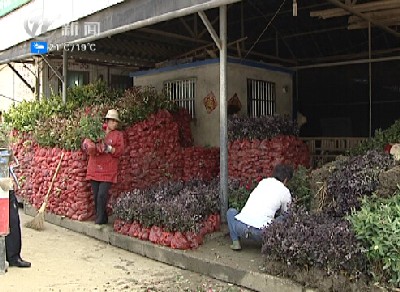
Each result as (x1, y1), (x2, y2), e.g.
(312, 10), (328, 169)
(5, 83), (177, 150)
(326, 150), (394, 217)
(351, 119), (400, 155)
(115, 86), (177, 127)
(67, 80), (121, 106)
(0, 123), (12, 148)
(349, 191), (400, 287)
(4, 96), (70, 132)
(228, 115), (299, 141)
(228, 179), (256, 211)
(229, 187), (251, 211)
(113, 180), (220, 233)
(33, 116), (65, 148)
(287, 166), (312, 210)
(262, 207), (368, 279)
(78, 112), (106, 142)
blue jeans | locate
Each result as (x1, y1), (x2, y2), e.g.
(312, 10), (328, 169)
(226, 208), (263, 243)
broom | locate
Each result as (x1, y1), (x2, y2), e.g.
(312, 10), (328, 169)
(25, 152), (64, 231)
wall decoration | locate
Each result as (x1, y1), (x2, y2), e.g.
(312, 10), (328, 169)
(203, 91), (217, 114)
(228, 93), (242, 115)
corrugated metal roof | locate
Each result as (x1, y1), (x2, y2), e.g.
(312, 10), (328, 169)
(0, 0), (399, 67)
(0, 0), (241, 64)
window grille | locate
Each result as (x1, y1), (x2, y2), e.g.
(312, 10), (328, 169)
(247, 79), (276, 117)
(164, 78), (196, 118)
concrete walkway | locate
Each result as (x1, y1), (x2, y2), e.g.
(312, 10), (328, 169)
(24, 204), (306, 292)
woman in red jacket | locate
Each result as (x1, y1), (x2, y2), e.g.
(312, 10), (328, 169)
(84, 109), (125, 226)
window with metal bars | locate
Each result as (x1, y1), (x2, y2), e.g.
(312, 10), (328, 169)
(164, 78), (196, 118)
(247, 79), (276, 117)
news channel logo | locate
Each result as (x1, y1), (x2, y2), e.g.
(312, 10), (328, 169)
(30, 41), (48, 54)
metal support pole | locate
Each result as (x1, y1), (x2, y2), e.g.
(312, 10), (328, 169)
(7, 64), (35, 93)
(0, 236), (5, 274)
(35, 58), (40, 100)
(240, 1), (245, 51)
(368, 22), (372, 138)
(219, 5), (228, 222)
(62, 49), (67, 104)
(198, 11), (222, 50)
(41, 55), (64, 82)
(0, 236), (7, 275)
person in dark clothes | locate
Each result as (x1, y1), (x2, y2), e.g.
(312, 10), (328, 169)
(5, 189), (31, 268)
(0, 112), (31, 268)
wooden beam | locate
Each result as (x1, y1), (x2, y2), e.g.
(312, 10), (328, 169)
(349, 19), (400, 30)
(295, 54), (400, 70)
(138, 28), (210, 45)
(258, 25), (349, 43)
(240, 49), (297, 65)
(67, 52), (155, 67)
(311, 0), (400, 19)
(348, 8), (400, 23)
(326, 0), (400, 37)
(297, 46), (400, 64)
(173, 37), (247, 59)
(348, 8), (400, 29)
(231, 3), (329, 25)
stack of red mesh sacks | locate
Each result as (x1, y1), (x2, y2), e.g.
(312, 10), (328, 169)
(114, 214), (221, 250)
(174, 108), (219, 182)
(124, 110), (184, 191)
(12, 131), (35, 201)
(13, 109), (220, 222)
(172, 108), (194, 147)
(29, 147), (95, 221)
(182, 147), (220, 181)
(111, 109), (222, 249)
(107, 131), (133, 209)
(110, 109), (219, 219)
(228, 135), (310, 184)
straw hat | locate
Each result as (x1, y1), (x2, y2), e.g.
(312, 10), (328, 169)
(104, 109), (121, 122)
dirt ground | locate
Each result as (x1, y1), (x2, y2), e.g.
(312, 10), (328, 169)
(1, 211), (252, 292)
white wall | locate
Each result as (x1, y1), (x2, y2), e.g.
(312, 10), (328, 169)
(133, 59), (293, 147)
(0, 63), (35, 111)
(229, 62), (293, 117)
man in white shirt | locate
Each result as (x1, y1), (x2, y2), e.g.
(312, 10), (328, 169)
(227, 164), (293, 250)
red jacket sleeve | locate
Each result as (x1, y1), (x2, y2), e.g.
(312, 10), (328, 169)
(110, 131), (125, 158)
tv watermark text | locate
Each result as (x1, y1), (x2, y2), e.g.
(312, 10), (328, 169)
(30, 41), (97, 54)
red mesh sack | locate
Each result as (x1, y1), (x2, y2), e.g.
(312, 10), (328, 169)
(149, 226), (163, 243)
(170, 232), (190, 250)
(128, 222), (142, 238)
(159, 232), (174, 247)
(113, 219), (124, 233)
(139, 227), (150, 241)
(185, 231), (204, 249)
